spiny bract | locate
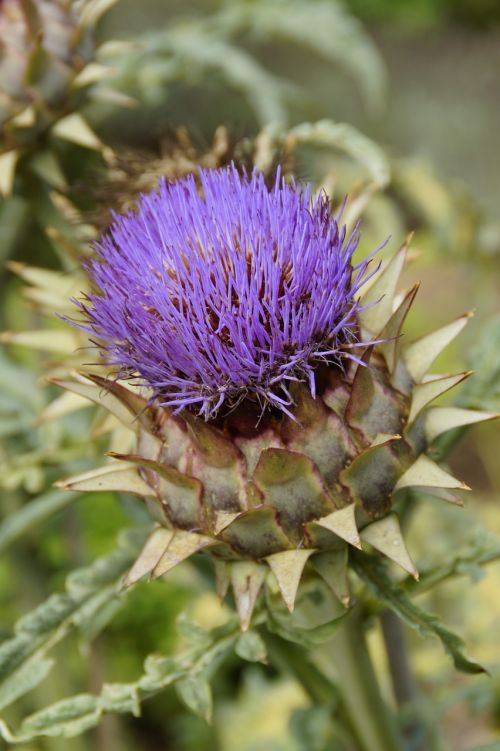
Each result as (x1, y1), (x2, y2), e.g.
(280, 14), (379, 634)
(58, 165), (491, 629)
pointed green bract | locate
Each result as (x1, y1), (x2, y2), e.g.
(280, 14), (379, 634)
(408, 372), (472, 424)
(56, 464), (153, 497)
(404, 313), (473, 383)
(265, 549), (314, 611)
(253, 448), (335, 541)
(378, 284), (419, 372)
(359, 236), (409, 335)
(395, 455), (469, 492)
(151, 531), (212, 579)
(230, 562), (266, 630)
(314, 505), (361, 548)
(214, 560), (230, 601)
(311, 549), (350, 606)
(123, 527), (174, 588)
(360, 514), (418, 578)
(0, 151), (19, 196)
(52, 114), (104, 151)
(425, 406), (499, 442)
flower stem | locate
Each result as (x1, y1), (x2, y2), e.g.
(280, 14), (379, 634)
(380, 609), (427, 751)
(315, 606), (403, 751)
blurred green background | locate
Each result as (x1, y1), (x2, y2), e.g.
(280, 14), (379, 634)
(1, 1), (499, 749)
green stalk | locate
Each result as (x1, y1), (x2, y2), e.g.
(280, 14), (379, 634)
(315, 606), (402, 751)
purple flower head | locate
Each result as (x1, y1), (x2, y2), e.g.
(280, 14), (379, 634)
(74, 165), (381, 420)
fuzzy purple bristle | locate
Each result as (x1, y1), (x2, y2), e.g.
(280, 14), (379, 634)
(73, 165), (380, 419)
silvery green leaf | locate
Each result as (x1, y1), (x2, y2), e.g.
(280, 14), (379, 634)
(0, 618), (239, 742)
(176, 675), (213, 722)
(0, 490), (79, 553)
(176, 614), (212, 646)
(266, 610), (349, 648)
(404, 533), (500, 596)
(288, 119), (390, 189)
(0, 534), (143, 711)
(0, 658), (54, 712)
(216, 0), (387, 113)
(235, 630), (268, 663)
(352, 551), (486, 675)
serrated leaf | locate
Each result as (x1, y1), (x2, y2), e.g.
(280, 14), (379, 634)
(176, 676), (212, 722)
(231, 0), (387, 113)
(158, 26), (293, 126)
(235, 631), (267, 663)
(458, 314), (500, 412)
(20, 694), (101, 738)
(351, 551), (486, 674)
(0, 657), (54, 712)
(176, 614), (212, 647)
(266, 608), (349, 648)
(405, 535), (500, 596)
(0, 616), (239, 742)
(0, 535), (142, 713)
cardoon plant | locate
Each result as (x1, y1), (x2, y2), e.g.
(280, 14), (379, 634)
(52, 164), (496, 750)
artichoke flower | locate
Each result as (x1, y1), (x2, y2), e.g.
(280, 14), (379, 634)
(57, 165), (491, 630)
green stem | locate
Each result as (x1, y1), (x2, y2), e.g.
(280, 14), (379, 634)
(316, 606), (403, 751)
(261, 630), (339, 707)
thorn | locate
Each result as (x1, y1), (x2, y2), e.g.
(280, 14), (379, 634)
(151, 531), (211, 579)
(361, 514), (418, 579)
(265, 549), (314, 612)
(315, 505), (361, 549)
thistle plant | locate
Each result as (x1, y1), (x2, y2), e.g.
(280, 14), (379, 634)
(17, 163), (490, 748)
(1, 136), (498, 750)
